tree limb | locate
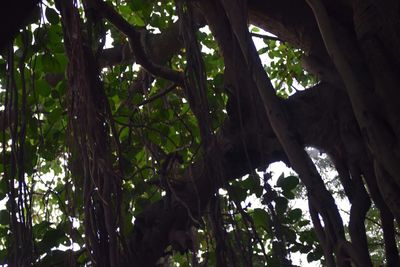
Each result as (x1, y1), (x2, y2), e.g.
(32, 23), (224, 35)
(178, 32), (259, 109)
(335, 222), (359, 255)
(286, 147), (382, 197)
(219, 0), (348, 264)
(250, 32), (280, 41)
(92, 0), (184, 84)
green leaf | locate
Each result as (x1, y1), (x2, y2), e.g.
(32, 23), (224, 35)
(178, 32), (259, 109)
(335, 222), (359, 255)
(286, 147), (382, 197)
(213, 73), (224, 88)
(307, 251), (320, 263)
(229, 182), (248, 202)
(298, 219), (310, 227)
(120, 127), (130, 141)
(250, 27), (260, 33)
(37, 250), (68, 266)
(128, 0), (147, 11)
(45, 8), (59, 25)
(300, 229), (317, 244)
(42, 53), (62, 73)
(0, 210), (9, 225)
(258, 47), (268, 55)
(33, 221), (52, 239)
(288, 208), (303, 222)
(132, 14), (145, 26)
(267, 254), (281, 266)
(132, 94), (144, 106)
(47, 25), (64, 53)
(48, 107), (64, 123)
(282, 226), (297, 243)
(0, 249), (6, 263)
(37, 227), (66, 253)
(242, 173), (263, 197)
(0, 178), (7, 200)
(300, 245), (313, 253)
(282, 189), (295, 199)
(252, 208), (269, 229)
(36, 79), (52, 97)
(276, 175), (299, 192)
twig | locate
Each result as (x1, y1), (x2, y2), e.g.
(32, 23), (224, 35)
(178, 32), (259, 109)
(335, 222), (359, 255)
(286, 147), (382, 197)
(137, 83), (177, 107)
(250, 32), (280, 42)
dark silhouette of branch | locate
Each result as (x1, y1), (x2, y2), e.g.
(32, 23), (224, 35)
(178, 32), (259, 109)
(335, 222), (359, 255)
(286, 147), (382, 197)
(250, 32), (280, 41)
(137, 83), (177, 107)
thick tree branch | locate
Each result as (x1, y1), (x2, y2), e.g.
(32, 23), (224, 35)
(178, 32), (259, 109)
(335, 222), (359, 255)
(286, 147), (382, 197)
(92, 0), (184, 84)
(3, 1), (399, 266)
(128, 115), (285, 265)
(99, 18), (185, 68)
(219, 0), (351, 264)
(127, 77), (372, 265)
(306, 0), (400, 219)
(0, 0), (40, 50)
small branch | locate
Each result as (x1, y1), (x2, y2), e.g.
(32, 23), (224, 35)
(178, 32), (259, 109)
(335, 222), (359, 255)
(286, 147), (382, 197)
(250, 32), (280, 42)
(137, 83), (177, 107)
(92, 0), (184, 84)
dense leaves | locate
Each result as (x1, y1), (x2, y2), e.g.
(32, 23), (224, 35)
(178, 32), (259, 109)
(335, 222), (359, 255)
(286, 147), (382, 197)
(1, 0), (399, 266)
(0, 2), (316, 264)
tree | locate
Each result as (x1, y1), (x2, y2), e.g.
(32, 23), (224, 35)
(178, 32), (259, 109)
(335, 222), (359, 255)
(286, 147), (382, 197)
(0, 0), (399, 266)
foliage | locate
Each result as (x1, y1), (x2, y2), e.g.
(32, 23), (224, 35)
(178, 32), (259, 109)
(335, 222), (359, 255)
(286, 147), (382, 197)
(0, 0), (398, 266)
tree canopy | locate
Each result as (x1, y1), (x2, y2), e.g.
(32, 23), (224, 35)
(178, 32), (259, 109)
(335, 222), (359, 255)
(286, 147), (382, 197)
(1, 0), (400, 266)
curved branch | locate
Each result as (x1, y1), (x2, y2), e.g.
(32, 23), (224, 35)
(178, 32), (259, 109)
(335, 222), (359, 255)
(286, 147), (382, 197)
(92, 0), (184, 84)
(305, 0), (400, 189)
(219, 0), (347, 262)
